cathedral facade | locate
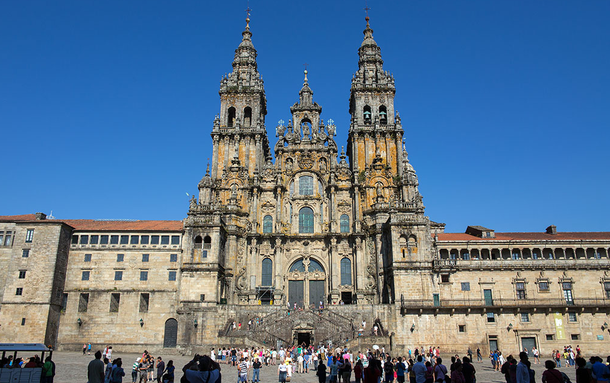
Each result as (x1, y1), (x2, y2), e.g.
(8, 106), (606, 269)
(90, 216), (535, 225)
(1, 16), (609, 356)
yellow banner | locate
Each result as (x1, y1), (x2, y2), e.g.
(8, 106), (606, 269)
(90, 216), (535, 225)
(554, 313), (565, 340)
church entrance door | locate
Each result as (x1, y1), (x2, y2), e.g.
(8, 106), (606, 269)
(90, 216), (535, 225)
(309, 280), (325, 307)
(289, 280), (304, 308)
(297, 332), (311, 346)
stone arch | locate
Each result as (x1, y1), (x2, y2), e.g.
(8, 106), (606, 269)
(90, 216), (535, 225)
(363, 105), (372, 124)
(379, 105), (388, 124)
(227, 107), (236, 127)
(243, 106), (252, 127)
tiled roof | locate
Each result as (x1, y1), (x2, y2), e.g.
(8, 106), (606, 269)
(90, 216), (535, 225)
(0, 214), (38, 222)
(63, 220), (183, 231)
(0, 214), (183, 231)
(437, 232), (610, 242)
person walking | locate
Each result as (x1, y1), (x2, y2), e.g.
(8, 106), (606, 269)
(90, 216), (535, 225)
(88, 351), (106, 383)
(516, 352), (530, 383)
(433, 357), (448, 383)
(110, 359), (125, 383)
(156, 357), (165, 383)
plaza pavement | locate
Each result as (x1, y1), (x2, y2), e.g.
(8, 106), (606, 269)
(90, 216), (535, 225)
(50, 351), (577, 383)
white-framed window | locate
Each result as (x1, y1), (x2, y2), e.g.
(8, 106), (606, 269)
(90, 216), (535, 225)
(25, 229), (34, 243)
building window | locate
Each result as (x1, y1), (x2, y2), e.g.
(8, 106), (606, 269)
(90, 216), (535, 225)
(516, 282), (526, 299)
(168, 270), (177, 281)
(84, 254), (92, 262)
(379, 105), (388, 124)
(571, 334), (580, 340)
(568, 312), (577, 322)
(340, 258), (352, 285)
(263, 215), (273, 233)
(120, 235), (129, 245)
(521, 312), (530, 322)
(151, 235), (159, 244)
(340, 215), (350, 233)
(299, 207), (314, 233)
(363, 105), (372, 124)
(141, 235), (149, 245)
(18, 270), (26, 279)
(100, 235), (109, 244)
(299, 176), (314, 196)
(200, 294), (205, 302)
(80, 235), (89, 245)
(22, 249), (29, 258)
(130, 235), (139, 245)
(117, 254), (124, 262)
(71, 235), (78, 244)
(441, 274), (450, 283)
(114, 271), (123, 281)
(142, 254), (149, 262)
(90, 235), (99, 244)
(81, 271), (90, 281)
(487, 312), (495, 323)
(139, 293), (149, 313)
(160, 235), (169, 245)
(261, 259), (273, 286)
(458, 325), (466, 333)
(171, 236), (180, 245)
(170, 254), (178, 262)
(15, 287), (23, 296)
(461, 282), (470, 291)
(110, 293), (120, 312)
(25, 229), (34, 243)
(539, 281), (549, 291)
(140, 271), (148, 281)
(61, 293), (68, 312)
(21, 318), (26, 326)
(546, 334), (555, 341)
(563, 282), (574, 305)
(78, 293), (89, 312)
(110, 235), (119, 244)
(604, 282), (610, 298)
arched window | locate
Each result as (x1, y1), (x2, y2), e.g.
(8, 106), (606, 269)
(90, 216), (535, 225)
(227, 107), (236, 127)
(341, 258), (352, 285)
(289, 258), (325, 273)
(263, 215), (273, 233)
(203, 236), (211, 258)
(340, 215), (350, 233)
(299, 207), (314, 233)
(194, 235), (203, 246)
(379, 105), (387, 124)
(261, 258), (273, 286)
(299, 176), (314, 195)
(244, 106), (252, 127)
(363, 105), (372, 124)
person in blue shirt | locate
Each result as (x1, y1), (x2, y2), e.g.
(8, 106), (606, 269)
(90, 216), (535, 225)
(395, 357), (406, 383)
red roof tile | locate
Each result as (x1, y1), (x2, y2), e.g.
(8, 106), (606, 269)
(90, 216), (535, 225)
(0, 214), (38, 222)
(0, 214), (183, 231)
(437, 232), (610, 242)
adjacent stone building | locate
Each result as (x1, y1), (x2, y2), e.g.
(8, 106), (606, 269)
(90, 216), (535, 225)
(1, 16), (609, 356)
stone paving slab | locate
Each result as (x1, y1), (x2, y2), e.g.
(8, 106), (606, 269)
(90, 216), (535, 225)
(46, 352), (577, 383)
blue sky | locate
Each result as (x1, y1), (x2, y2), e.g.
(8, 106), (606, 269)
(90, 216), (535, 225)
(1, 1), (608, 233)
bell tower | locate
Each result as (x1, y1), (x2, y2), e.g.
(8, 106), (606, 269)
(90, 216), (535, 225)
(208, 13), (271, 208)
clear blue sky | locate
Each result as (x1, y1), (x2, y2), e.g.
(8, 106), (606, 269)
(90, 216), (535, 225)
(1, 1), (609, 233)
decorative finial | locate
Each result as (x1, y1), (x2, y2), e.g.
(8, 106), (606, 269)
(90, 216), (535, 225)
(206, 159), (210, 176)
(245, 1), (252, 30)
(364, 0), (371, 26)
(304, 69), (308, 83)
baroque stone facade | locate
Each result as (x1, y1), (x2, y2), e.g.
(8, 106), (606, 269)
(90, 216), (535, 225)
(1, 16), (609, 356)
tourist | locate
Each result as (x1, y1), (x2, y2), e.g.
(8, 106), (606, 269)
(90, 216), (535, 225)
(450, 360), (464, 383)
(341, 356), (352, 383)
(110, 358), (126, 383)
(384, 357), (395, 383)
(354, 360), (363, 383)
(252, 357), (262, 383)
(132, 358), (141, 383)
(162, 360), (175, 383)
(88, 343), (92, 355)
(395, 357), (407, 383)
(592, 356), (610, 383)
(318, 361), (328, 383)
(104, 357), (114, 383)
(516, 352), (530, 383)
(156, 357), (165, 383)
(461, 357), (475, 383)
(424, 361), (433, 383)
(575, 357), (592, 383)
(41, 355), (55, 383)
(476, 348), (482, 362)
(541, 360), (563, 383)
(83, 343), (88, 355)
(432, 357), (447, 383)
(279, 360), (288, 383)
(88, 351), (106, 383)
(411, 356), (426, 383)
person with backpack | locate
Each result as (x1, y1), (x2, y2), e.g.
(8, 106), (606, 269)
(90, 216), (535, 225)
(433, 358), (448, 383)
(395, 357), (407, 383)
(384, 358), (395, 383)
(41, 355), (56, 383)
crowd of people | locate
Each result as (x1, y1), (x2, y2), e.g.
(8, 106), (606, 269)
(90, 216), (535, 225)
(82, 341), (610, 383)
(0, 354), (55, 382)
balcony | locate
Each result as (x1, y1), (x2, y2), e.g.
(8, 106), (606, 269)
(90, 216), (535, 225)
(399, 296), (610, 315)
